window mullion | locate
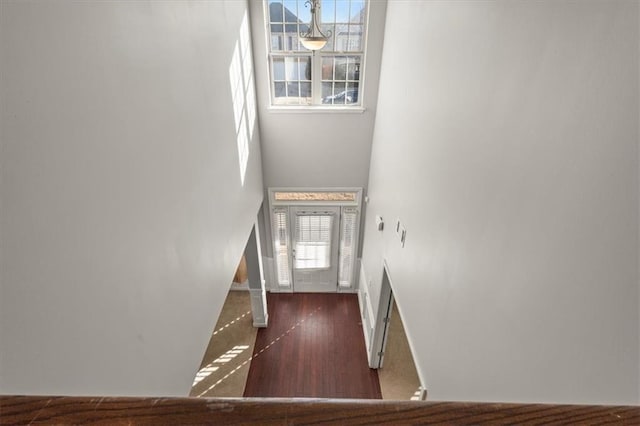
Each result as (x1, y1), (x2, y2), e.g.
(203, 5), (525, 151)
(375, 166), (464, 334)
(312, 52), (323, 105)
(269, 54), (277, 105)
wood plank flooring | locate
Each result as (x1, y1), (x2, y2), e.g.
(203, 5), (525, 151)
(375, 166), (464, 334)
(243, 293), (382, 399)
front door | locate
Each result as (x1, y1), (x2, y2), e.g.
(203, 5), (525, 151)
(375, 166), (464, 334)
(290, 206), (340, 292)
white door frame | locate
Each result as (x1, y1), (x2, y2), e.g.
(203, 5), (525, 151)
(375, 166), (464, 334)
(370, 261), (428, 400)
(369, 263), (393, 369)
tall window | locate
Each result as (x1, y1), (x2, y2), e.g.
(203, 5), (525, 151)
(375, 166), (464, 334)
(266, 0), (367, 106)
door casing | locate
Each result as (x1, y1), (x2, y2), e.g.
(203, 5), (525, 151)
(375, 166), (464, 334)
(268, 188), (363, 293)
(369, 261), (427, 399)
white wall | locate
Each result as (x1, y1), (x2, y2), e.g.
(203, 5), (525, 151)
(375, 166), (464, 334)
(0, 0), (263, 396)
(361, 0), (639, 404)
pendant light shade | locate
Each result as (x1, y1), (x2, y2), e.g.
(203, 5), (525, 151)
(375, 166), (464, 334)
(300, 0), (331, 51)
(300, 36), (327, 51)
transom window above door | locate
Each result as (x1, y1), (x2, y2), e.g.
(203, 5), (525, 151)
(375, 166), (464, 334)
(265, 0), (368, 107)
(274, 191), (357, 202)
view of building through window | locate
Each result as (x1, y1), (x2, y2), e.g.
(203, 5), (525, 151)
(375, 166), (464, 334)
(267, 0), (367, 106)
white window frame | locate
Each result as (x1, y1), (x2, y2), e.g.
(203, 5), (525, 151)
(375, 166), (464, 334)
(263, 0), (369, 111)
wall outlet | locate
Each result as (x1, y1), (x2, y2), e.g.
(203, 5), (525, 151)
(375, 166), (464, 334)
(375, 215), (384, 231)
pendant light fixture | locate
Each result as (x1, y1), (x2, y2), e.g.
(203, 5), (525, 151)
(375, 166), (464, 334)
(300, 0), (331, 51)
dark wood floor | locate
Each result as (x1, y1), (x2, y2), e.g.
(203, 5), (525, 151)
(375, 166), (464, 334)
(243, 293), (382, 399)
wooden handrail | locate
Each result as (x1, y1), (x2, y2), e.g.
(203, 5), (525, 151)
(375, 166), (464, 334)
(1, 396), (638, 425)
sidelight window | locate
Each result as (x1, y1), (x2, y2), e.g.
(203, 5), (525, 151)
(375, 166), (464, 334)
(272, 208), (291, 287)
(338, 207), (357, 287)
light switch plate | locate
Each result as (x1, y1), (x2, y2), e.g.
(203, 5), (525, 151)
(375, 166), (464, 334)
(375, 215), (384, 231)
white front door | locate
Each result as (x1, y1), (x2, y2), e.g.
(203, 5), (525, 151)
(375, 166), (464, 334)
(290, 206), (340, 292)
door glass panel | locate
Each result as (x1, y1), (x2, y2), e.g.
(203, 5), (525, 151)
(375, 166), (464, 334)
(294, 214), (333, 269)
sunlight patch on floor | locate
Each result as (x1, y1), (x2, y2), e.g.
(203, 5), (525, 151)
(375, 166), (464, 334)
(410, 389), (422, 401)
(212, 311), (251, 336)
(192, 345), (250, 387)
